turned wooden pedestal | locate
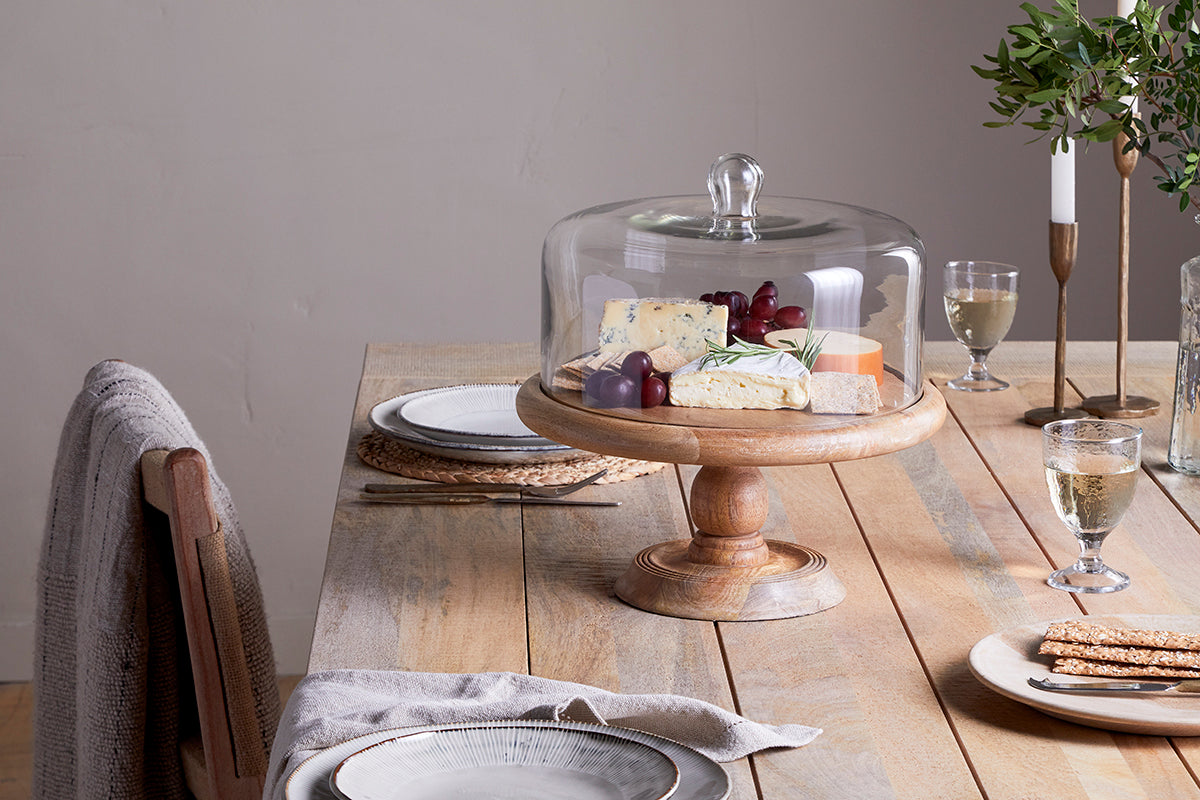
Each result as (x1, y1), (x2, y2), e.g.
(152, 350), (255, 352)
(516, 375), (946, 621)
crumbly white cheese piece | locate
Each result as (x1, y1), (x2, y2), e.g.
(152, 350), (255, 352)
(597, 298), (728, 362)
(669, 346), (811, 410)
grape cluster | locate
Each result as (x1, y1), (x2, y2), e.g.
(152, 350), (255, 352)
(700, 281), (807, 345)
(583, 350), (669, 409)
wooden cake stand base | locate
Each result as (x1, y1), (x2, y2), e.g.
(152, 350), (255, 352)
(516, 375), (947, 621)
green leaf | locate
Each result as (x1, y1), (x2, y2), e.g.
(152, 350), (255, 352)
(1093, 118), (1124, 140)
(1027, 88), (1066, 102)
(998, 38), (1010, 70)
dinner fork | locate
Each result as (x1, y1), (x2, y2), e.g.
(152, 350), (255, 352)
(362, 468), (608, 498)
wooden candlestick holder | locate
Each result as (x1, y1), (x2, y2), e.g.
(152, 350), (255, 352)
(516, 374), (946, 621)
(1025, 221), (1089, 426)
(1081, 122), (1159, 418)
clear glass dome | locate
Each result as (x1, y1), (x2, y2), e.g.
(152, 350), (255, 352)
(540, 154), (926, 422)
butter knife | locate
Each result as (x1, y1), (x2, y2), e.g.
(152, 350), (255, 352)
(359, 493), (620, 507)
(1029, 677), (1200, 693)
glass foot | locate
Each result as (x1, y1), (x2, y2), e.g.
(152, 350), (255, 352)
(947, 374), (1009, 392)
(1047, 563), (1130, 593)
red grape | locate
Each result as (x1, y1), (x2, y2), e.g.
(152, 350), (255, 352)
(640, 376), (667, 408)
(620, 351), (653, 381)
(699, 292), (715, 303)
(743, 318), (771, 342)
(749, 294), (777, 321)
(729, 291), (749, 317)
(753, 281), (777, 299)
(726, 315), (743, 337)
(774, 305), (807, 329)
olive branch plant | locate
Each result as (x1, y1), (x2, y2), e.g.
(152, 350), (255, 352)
(974, 0), (1200, 213)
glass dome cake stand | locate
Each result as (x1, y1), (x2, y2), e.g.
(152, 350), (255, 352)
(515, 378), (946, 621)
(520, 153), (946, 620)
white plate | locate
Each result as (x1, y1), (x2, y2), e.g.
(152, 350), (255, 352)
(968, 614), (1200, 736)
(285, 720), (729, 800)
(368, 388), (586, 465)
(330, 724), (679, 800)
(398, 384), (546, 445)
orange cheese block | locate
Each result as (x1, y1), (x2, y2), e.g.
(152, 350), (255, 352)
(765, 329), (884, 386)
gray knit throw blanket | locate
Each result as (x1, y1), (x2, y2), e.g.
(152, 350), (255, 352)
(33, 360), (279, 800)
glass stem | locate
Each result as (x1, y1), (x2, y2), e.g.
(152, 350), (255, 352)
(968, 349), (992, 379)
(1075, 532), (1110, 573)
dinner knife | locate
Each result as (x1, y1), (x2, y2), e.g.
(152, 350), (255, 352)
(359, 493), (620, 507)
(1028, 677), (1200, 693)
(363, 482), (527, 494)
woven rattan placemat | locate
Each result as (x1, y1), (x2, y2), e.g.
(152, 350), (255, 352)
(357, 431), (668, 486)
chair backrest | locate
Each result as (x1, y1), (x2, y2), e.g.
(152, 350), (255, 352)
(140, 448), (269, 800)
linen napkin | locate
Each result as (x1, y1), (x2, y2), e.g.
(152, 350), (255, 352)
(266, 669), (821, 800)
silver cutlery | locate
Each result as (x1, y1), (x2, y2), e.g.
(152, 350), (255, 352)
(363, 468), (608, 498)
(1029, 677), (1200, 693)
(359, 493), (619, 507)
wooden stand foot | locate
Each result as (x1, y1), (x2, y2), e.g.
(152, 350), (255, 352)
(613, 465), (846, 620)
(1080, 394), (1160, 419)
(1023, 407), (1089, 427)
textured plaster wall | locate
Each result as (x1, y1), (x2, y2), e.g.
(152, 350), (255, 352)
(1, 0), (1191, 678)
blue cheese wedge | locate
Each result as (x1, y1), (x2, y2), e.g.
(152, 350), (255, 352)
(669, 345), (811, 409)
(597, 298), (728, 362)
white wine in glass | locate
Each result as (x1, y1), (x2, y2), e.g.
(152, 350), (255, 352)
(944, 261), (1019, 391)
(1043, 420), (1142, 593)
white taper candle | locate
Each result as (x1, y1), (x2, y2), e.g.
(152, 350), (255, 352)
(1051, 139), (1075, 224)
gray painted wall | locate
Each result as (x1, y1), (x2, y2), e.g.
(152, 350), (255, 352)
(2, 0), (1192, 678)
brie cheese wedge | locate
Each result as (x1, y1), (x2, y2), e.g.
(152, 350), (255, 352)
(669, 346), (811, 410)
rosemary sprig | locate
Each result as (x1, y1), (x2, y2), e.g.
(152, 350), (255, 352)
(699, 324), (826, 371)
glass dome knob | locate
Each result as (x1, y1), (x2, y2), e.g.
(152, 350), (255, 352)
(708, 153), (764, 219)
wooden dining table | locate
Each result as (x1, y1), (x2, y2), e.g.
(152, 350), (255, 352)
(308, 340), (1200, 800)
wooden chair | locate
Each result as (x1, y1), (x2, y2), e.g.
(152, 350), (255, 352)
(140, 447), (274, 800)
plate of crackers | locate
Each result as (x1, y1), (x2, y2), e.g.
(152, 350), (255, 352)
(968, 614), (1200, 735)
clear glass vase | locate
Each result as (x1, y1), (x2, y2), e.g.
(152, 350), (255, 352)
(1169, 252), (1200, 474)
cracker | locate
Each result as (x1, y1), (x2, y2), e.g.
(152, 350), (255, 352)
(1039, 640), (1200, 669)
(647, 345), (689, 373)
(552, 368), (584, 392)
(809, 372), (882, 414)
(1051, 657), (1200, 678)
(1044, 621), (1200, 652)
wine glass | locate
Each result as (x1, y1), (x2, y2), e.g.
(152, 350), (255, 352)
(943, 261), (1020, 391)
(1043, 419), (1142, 593)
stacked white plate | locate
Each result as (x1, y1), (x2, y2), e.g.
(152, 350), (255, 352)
(284, 719), (731, 800)
(369, 384), (585, 465)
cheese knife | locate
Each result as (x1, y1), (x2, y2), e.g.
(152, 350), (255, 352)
(1029, 677), (1200, 693)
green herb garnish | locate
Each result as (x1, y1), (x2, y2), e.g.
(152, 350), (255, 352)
(699, 324), (826, 371)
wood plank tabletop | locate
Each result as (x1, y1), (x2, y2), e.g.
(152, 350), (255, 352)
(309, 340), (1200, 800)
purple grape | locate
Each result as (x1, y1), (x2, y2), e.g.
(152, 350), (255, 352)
(600, 373), (638, 407)
(620, 351), (653, 381)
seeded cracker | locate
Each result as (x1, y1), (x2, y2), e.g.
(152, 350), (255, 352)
(1052, 657), (1200, 678)
(1044, 620), (1200, 651)
(1039, 639), (1200, 669)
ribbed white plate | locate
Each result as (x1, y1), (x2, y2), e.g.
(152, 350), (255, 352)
(285, 720), (729, 800)
(398, 384), (546, 445)
(368, 387), (585, 465)
(330, 725), (679, 800)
